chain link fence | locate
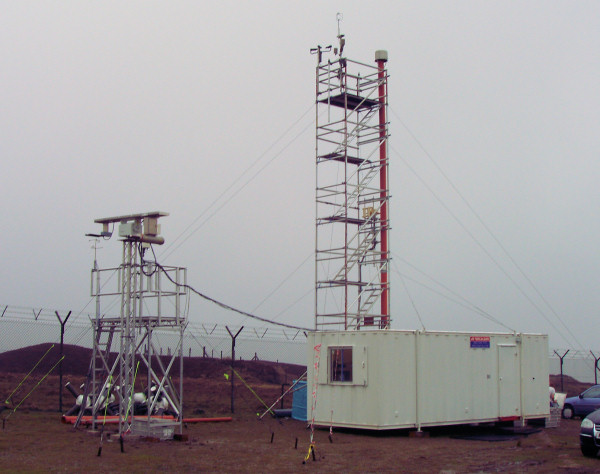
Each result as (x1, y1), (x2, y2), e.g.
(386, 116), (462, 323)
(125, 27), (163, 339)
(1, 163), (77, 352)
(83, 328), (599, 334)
(3, 305), (600, 385)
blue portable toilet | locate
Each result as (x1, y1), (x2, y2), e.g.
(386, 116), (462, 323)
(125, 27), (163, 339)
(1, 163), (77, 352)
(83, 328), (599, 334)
(291, 380), (307, 421)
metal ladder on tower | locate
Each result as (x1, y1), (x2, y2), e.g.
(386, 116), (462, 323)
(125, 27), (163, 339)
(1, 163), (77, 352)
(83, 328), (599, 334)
(73, 321), (115, 429)
(332, 220), (381, 283)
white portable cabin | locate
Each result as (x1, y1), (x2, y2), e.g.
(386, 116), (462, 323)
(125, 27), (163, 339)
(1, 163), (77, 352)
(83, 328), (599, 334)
(307, 330), (549, 430)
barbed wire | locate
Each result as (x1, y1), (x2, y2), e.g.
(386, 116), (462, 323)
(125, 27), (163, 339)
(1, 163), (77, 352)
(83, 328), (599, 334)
(0, 305), (307, 365)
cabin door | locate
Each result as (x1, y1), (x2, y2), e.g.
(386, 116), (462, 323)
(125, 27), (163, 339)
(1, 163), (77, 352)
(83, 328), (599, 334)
(497, 344), (521, 418)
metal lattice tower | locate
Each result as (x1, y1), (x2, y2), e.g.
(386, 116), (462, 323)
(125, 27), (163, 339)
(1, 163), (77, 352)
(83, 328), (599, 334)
(314, 42), (390, 331)
(80, 212), (188, 438)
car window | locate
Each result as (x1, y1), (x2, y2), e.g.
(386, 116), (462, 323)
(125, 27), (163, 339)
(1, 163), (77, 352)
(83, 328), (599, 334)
(582, 386), (600, 398)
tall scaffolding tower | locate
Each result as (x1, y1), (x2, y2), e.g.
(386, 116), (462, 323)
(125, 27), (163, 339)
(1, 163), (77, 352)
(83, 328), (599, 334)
(314, 39), (390, 331)
(81, 212), (187, 439)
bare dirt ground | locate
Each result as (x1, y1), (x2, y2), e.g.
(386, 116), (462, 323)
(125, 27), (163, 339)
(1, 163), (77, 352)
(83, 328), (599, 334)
(1, 345), (599, 473)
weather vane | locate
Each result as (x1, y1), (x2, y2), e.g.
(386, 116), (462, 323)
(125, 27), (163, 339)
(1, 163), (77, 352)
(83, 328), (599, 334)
(89, 238), (102, 268)
(335, 13), (345, 57)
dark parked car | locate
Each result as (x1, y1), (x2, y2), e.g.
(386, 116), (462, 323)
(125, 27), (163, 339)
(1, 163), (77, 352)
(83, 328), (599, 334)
(563, 385), (600, 419)
(580, 408), (600, 457)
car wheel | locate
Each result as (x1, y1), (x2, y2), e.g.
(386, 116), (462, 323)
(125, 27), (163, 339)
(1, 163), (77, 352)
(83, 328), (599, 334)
(562, 405), (574, 419)
(581, 445), (599, 458)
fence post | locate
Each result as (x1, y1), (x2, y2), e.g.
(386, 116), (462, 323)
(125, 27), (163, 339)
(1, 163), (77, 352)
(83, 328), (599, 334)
(55, 310), (71, 412)
(226, 326), (244, 414)
(554, 350), (570, 392)
(591, 351), (600, 385)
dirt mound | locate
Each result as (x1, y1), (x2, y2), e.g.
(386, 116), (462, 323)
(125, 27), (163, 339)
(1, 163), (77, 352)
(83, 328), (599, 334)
(549, 373), (591, 397)
(0, 343), (305, 386)
(0, 343), (91, 376)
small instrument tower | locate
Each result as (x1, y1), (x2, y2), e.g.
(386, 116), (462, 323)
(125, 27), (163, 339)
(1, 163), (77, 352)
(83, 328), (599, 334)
(82, 212), (187, 438)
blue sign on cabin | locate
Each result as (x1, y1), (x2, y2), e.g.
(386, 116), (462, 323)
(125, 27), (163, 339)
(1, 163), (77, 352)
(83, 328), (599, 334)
(470, 336), (490, 349)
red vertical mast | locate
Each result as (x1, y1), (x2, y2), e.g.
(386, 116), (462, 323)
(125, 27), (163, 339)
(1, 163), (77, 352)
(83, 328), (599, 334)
(376, 50), (389, 328)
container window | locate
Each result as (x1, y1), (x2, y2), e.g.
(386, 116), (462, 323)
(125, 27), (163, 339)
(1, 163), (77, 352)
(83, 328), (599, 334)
(330, 347), (352, 382)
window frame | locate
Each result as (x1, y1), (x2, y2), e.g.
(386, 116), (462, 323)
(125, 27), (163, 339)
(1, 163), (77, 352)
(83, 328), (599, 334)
(329, 346), (353, 383)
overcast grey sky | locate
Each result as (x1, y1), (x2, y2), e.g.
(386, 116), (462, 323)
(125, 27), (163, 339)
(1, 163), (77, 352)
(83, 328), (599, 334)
(1, 1), (598, 350)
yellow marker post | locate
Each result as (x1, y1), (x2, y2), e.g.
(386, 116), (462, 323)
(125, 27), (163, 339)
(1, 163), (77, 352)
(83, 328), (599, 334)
(304, 443), (316, 463)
